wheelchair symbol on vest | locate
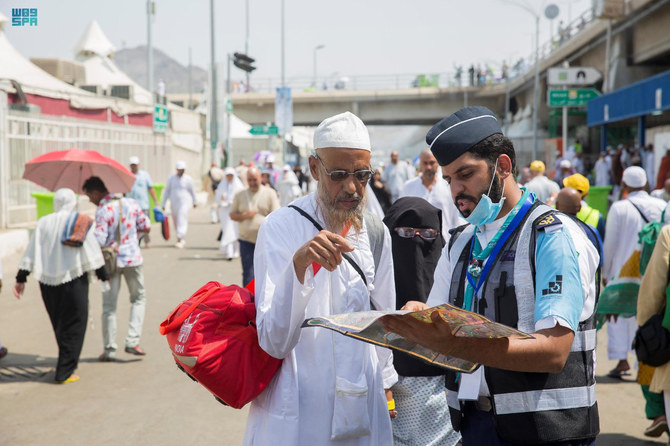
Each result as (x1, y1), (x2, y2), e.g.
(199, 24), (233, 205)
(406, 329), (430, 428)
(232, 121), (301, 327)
(542, 275), (563, 295)
(178, 313), (201, 343)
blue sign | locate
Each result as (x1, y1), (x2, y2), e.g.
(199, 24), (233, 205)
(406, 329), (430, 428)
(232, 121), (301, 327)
(12, 8), (37, 26)
(587, 69), (670, 127)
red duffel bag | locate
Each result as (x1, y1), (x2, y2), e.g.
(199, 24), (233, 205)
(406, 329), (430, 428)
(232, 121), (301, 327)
(159, 281), (282, 408)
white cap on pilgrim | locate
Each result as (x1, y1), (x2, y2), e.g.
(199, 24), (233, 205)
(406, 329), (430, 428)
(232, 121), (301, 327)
(313, 111), (371, 151)
(622, 166), (647, 188)
(129, 156), (140, 165)
(175, 160), (187, 170)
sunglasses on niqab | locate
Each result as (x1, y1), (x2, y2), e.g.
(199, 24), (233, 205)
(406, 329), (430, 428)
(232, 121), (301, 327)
(394, 227), (440, 240)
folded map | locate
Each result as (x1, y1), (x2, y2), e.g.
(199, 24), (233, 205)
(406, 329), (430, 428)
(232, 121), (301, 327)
(302, 303), (533, 373)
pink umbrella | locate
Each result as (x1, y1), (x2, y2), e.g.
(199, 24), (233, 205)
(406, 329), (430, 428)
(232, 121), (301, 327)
(23, 148), (136, 194)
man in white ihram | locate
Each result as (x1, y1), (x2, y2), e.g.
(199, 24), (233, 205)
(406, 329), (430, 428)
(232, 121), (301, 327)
(244, 112), (398, 445)
(382, 150), (414, 203)
(400, 148), (465, 238)
(162, 161), (197, 248)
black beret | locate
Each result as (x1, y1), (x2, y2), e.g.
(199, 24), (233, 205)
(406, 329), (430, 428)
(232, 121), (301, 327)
(426, 106), (502, 166)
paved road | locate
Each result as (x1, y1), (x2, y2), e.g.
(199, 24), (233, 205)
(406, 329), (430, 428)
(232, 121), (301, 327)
(0, 207), (666, 445)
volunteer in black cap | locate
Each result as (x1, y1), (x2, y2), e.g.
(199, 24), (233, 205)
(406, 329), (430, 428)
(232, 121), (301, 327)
(383, 106), (600, 445)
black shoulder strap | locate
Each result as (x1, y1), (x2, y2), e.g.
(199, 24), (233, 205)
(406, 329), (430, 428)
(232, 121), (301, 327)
(629, 200), (650, 223)
(448, 224), (469, 252)
(288, 205), (367, 286)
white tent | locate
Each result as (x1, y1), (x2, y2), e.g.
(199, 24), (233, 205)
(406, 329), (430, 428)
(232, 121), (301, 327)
(0, 13), (151, 115)
(0, 12), (94, 100)
(75, 20), (152, 105)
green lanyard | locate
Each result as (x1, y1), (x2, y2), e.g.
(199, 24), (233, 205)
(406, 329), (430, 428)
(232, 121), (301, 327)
(463, 189), (533, 312)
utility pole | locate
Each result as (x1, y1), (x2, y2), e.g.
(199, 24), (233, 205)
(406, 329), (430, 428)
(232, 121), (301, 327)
(531, 13), (540, 161)
(245, 0), (250, 91)
(280, 0), (286, 161)
(188, 47), (193, 109)
(210, 0), (218, 161)
(146, 0), (154, 98)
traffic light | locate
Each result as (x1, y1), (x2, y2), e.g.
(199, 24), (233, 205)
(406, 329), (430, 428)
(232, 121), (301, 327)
(233, 52), (256, 73)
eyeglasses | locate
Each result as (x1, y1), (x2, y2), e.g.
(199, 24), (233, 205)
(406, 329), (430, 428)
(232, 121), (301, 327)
(394, 227), (440, 240)
(314, 154), (374, 183)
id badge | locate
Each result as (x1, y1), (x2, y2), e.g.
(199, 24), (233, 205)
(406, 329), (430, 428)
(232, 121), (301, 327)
(458, 367), (482, 401)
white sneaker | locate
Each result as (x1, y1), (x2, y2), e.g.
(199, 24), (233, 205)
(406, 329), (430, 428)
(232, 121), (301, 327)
(175, 240), (185, 249)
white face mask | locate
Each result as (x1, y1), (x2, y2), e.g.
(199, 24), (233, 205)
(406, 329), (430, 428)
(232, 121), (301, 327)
(464, 160), (506, 227)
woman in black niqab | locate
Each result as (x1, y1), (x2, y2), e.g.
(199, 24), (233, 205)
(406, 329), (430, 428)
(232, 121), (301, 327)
(383, 197), (445, 311)
(383, 197), (461, 445)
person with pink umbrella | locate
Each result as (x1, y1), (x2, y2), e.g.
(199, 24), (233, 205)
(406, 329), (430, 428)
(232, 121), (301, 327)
(82, 176), (151, 361)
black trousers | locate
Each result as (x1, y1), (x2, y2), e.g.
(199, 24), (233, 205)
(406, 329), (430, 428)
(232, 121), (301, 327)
(39, 273), (89, 381)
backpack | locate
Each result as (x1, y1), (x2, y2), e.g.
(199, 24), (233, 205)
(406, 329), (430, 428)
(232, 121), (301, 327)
(633, 255), (670, 366)
(638, 209), (665, 276)
(159, 281), (282, 408)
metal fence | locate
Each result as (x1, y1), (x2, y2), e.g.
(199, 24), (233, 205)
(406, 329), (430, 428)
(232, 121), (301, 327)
(239, 7), (598, 95)
(3, 109), (173, 227)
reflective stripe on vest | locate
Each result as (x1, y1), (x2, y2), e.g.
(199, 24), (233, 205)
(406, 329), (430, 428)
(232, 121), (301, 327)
(577, 205), (600, 229)
(571, 329), (596, 352)
(493, 383), (597, 415)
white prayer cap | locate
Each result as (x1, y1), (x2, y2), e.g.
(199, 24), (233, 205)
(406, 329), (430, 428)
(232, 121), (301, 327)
(559, 159), (571, 169)
(129, 156), (140, 165)
(622, 166), (647, 188)
(313, 111), (371, 151)
(266, 154), (276, 163)
(224, 167), (236, 176)
(282, 164), (291, 171)
(175, 160), (187, 170)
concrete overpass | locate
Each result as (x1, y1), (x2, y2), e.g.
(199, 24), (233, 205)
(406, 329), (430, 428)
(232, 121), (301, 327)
(221, 0), (670, 137)
(230, 87), (503, 126)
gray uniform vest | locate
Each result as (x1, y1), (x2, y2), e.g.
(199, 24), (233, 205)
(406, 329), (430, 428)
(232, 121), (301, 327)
(445, 202), (599, 444)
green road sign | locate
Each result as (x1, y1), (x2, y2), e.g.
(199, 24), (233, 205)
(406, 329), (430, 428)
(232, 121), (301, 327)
(153, 103), (168, 133)
(548, 88), (600, 107)
(226, 99), (233, 114)
(249, 125), (279, 135)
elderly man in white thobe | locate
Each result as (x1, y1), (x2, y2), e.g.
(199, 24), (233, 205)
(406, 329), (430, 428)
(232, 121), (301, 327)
(162, 161), (197, 249)
(602, 166), (667, 378)
(216, 167), (244, 259)
(244, 111), (398, 445)
(399, 148), (465, 238)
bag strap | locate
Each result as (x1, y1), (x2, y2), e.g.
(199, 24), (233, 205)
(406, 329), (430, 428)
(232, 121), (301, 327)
(629, 200), (650, 223)
(159, 283), (221, 335)
(363, 211), (384, 274)
(288, 205), (367, 286)
(114, 199), (122, 244)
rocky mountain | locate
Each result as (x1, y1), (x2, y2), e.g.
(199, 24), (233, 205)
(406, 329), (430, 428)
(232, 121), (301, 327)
(114, 45), (208, 95)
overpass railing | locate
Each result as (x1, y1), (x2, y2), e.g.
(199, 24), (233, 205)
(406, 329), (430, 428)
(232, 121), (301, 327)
(237, 6), (599, 94)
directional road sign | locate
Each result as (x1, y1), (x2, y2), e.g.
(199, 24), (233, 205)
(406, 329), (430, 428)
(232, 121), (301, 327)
(153, 103), (168, 133)
(249, 125), (279, 135)
(547, 67), (602, 86)
(548, 88), (600, 107)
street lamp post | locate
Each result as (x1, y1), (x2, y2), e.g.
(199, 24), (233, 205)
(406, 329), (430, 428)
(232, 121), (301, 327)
(312, 44), (324, 88)
(502, 0), (541, 161)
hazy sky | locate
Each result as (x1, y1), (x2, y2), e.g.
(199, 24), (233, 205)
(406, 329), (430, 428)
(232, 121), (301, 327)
(3, 0), (593, 85)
